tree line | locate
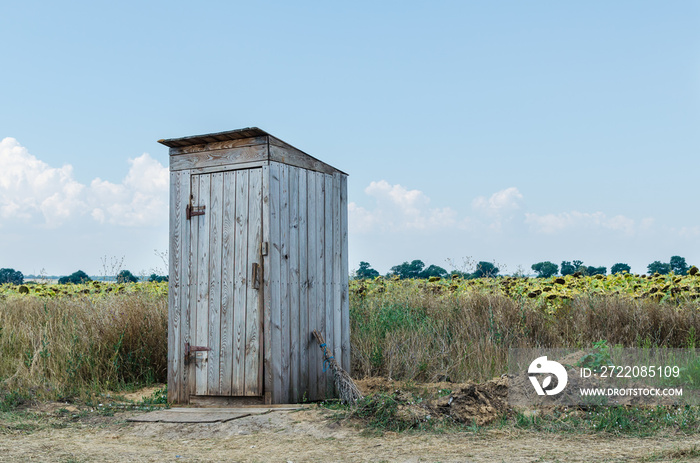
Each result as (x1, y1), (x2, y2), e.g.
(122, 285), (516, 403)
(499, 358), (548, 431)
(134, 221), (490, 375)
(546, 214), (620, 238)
(355, 255), (694, 280)
(0, 255), (694, 284)
(0, 268), (167, 284)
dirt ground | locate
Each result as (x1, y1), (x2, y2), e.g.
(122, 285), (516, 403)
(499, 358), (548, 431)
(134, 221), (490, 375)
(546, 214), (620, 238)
(1, 407), (699, 462)
(2, 381), (699, 463)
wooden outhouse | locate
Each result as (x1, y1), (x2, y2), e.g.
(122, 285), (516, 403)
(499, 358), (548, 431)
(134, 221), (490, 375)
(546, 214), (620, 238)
(160, 128), (349, 405)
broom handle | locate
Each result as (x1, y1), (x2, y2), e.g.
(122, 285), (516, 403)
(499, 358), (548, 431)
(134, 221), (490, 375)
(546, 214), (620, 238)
(312, 330), (332, 360)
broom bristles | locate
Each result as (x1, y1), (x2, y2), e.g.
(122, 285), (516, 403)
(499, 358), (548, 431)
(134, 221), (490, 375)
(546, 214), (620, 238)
(312, 330), (364, 404)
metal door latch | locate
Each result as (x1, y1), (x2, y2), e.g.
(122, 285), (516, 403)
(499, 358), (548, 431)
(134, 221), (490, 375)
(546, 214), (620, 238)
(251, 262), (261, 290)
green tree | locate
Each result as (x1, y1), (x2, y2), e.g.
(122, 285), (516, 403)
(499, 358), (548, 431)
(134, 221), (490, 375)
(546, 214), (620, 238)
(58, 270), (92, 284)
(355, 261), (380, 279)
(647, 261), (671, 275)
(531, 261), (558, 278)
(117, 270), (139, 283)
(0, 268), (24, 285)
(610, 263), (631, 274)
(418, 265), (448, 279)
(670, 256), (689, 275)
(388, 260), (425, 279)
(586, 266), (607, 276)
(148, 274), (168, 283)
(473, 261), (499, 278)
(560, 261), (576, 276)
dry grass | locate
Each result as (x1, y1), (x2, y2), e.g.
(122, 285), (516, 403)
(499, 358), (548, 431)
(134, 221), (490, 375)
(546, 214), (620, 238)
(2, 278), (699, 402)
(0, 292), (167, 400)
(350, 280), (700, 383)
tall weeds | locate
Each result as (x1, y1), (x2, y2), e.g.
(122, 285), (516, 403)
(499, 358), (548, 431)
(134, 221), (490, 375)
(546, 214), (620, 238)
(350, 280), (700, 383)
(0, 292), (166, 399)
(2, 278), (699, 400)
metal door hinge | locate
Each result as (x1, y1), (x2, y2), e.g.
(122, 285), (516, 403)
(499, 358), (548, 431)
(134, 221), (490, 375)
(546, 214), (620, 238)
(261, 242), (268, 256)
(184, 342), (211, 357)
(186, 204), (206, 220)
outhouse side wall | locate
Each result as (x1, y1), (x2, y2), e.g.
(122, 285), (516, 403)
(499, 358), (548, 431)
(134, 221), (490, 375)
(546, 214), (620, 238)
(263, 161), (349, 404)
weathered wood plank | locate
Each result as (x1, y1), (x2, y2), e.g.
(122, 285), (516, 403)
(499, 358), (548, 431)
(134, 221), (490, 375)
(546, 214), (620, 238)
(195, 174), (211, 396)
(288, 166), (300, 403)
(207, 172), (223, 395)
(168, 171), (181, 403)
(219, 171), (236, 395)
(245, 168), (263, 396)
(168, 136), (268, 155)
(306, 172), (318, 401)
(268, 162), (283, 403)
(232, 169), (249, 395)
(315, 172), (327, 399)
(189, 161), (268, 176)
(297, 170), (309, 401)
(261, 165), (273, 403)
(188, 396), (265, 407)
(178, 170), (192, 403)
(324, 174), (334, 398)
(187, 174), (200, 400)
(279, 163), (290, 404)
(332, 173), (342, 368)
(339, 174), (350, 373)
(170, 145), (268, 171)
(268, 137), (345, 175)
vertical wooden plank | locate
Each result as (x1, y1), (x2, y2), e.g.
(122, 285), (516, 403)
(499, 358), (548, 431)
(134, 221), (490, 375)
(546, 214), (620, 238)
(269, 162), (282, 403)
(298, 170), (309, 401)
(176, 170), (192, 403)
(262, 165), (273, 403)
(288, 166), (300, 402)
(220, 171), (236, 395)
(232, 169), (249, 395)
(340, 175), (350, 373)
(178, 171), (191, 402)
(324, 174), (334, 398)
(195, 174), (211, 396)
(306, 172), (318, 401)
(279, 163), (290, 404)
(332, 173), (342, 368)
(207, 172), (223, 395)
(168, 171), (182, 403)
(245, 168), (263, 396)
(315, 172), (327, 399)
(187, 175), (200, 399)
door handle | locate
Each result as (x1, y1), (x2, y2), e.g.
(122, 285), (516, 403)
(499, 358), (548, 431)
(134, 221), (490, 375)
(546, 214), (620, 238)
(251, 262), (261, 290)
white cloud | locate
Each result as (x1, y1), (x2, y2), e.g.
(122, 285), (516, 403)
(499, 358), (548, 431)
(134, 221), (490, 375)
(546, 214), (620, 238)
(0, 137), (86, 227)
(349, 180), (457, 233)
(88, 154), (169, 226)
(0, 137), (167, 228)
(471, 187), (524, 232)
(472, 187), (524, 215)
(524, 211), (637, 236)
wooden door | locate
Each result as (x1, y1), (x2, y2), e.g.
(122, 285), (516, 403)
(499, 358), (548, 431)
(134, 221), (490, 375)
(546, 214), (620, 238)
(188, 168), (263, 396)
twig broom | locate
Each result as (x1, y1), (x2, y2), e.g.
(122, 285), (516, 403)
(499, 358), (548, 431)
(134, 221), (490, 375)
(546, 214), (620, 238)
(312, 330), (364, 404)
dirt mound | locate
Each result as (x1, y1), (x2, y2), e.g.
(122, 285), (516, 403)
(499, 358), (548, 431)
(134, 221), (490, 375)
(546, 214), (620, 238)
(354, 376), (509, 426)
(431, 377), (509, 426)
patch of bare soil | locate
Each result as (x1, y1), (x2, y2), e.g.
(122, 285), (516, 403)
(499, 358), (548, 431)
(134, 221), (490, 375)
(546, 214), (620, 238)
(1, 407), (699, 462)
(2, 383), (698, 462)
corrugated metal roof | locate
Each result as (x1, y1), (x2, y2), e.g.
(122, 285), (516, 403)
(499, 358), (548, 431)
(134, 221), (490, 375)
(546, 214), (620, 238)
(158, 127), (270, 148)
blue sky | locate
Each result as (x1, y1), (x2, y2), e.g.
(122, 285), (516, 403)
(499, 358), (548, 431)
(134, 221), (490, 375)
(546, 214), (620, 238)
(1, 1), (699, 276)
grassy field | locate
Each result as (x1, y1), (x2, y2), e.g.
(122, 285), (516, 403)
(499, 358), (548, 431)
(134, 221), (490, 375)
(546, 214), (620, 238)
(1, 272), (699, 412)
